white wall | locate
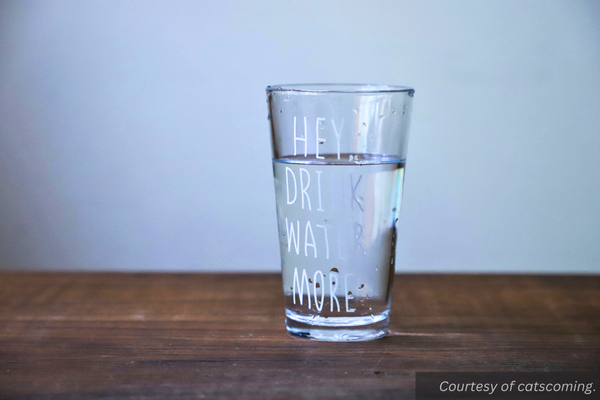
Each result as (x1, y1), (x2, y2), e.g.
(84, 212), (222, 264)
(0, 0), (599, 272)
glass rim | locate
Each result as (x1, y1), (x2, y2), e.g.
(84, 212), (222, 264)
(266, 83), (414, 94)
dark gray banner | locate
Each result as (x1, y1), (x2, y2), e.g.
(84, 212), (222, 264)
(416, 373), (599, 400)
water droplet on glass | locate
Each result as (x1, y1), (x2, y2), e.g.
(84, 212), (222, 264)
(353, 109), (358, 114)
(369, 307), (372, 311)
(362, 122), (366, 128)
(308, 278), (313, 283)
(322, 219), (327, 224)
(348, 291), (352, 295)
(357, 133), (361, 137)
(267, 114), (271, 120)
(279, 110), (282, 113)
(379, 114), (384, 119)
(392, 110), (396, 114)
(392, 207), (396, 212)
(358, 284), (365, 289)
(349, 155), (354, 161)
(319, 141), (324, 145)
(330, 268), (339, 273)
(316, 282), (320, 288)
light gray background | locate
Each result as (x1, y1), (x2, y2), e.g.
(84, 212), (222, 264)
(1, 0), (599, 273)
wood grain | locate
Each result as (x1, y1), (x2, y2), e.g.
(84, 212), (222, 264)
(0, 273), (598, 399)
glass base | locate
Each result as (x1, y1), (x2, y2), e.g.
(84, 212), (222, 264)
(285, 310), (389, 342)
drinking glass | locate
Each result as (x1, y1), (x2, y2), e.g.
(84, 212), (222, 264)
(266, 84), (414, 341)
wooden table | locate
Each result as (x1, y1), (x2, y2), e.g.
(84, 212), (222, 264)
(0, 273), (598, 399)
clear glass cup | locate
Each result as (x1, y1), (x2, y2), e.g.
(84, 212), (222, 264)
(266, 84), (415, 341)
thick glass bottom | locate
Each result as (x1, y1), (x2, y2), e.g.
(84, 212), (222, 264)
(285, 310), (389, 342)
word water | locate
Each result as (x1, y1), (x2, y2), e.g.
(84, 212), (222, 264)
(273, 154), (405, 319)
